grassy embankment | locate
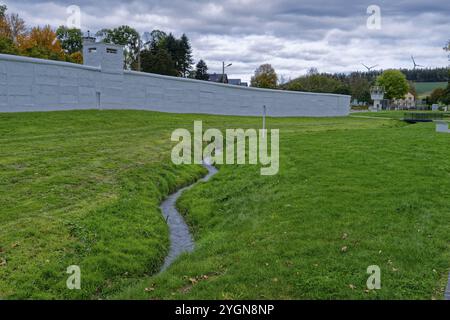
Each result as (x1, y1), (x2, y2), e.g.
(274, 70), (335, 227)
(1, 110), (449, 299)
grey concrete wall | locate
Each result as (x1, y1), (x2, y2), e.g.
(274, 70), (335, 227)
(0, 53), (351, 117)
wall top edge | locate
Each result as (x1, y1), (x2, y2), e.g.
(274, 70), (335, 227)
(83, 42), (124, 49)
(0, 53), (350, 99)
(0, 54), (101, 71)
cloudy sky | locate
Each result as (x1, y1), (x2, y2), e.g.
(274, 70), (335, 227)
(3, 0), (450, 82)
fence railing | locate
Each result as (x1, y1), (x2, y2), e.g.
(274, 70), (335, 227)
(403, 112), (444, 123)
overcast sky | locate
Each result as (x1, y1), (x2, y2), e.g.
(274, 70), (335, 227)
(3, 0), (449, 82)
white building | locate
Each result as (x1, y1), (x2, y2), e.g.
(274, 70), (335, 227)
(393, 92), (416, 109)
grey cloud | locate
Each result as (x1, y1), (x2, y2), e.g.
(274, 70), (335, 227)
(3, 0), (449, 82)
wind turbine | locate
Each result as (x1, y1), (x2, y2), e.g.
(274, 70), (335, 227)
(362, 63), (379, 72)
(411, 56), (425, 70)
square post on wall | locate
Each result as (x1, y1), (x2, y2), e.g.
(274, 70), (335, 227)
(96, 91), (101, 110)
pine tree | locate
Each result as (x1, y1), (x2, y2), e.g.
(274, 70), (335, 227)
(140, 48), (177, 76)
(163, 33), (181, 74)
(195, 60), (209, 81)
(179, 34), (193, 77)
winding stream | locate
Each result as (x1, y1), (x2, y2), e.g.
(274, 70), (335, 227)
(159, 161), (218, 272)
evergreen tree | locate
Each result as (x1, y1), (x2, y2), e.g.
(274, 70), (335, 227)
(163, 33), (181, 74)
(180, 34), (193, 77)
(195, 59), (209, 81)
(143, 31), (194, 77)
(140, 48), (177, 76)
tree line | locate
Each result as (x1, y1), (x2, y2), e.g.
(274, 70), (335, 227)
(253, 63), (449, 105)
(332, 68), (449, 83)
(250, 42), (449, 104)
(0, 5), (212, 80)
(0, 5), (82, 63)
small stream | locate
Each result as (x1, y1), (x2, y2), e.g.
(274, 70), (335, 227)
(159, 161), (218, 272)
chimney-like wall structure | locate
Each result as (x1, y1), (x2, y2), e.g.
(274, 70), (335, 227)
(82, 39), (124, 73)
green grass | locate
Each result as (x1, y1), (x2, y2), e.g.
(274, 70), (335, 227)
(352, 111), (450, 121)
(1, 110), (450, 299)
(0, 110), (208, 299)
(414, 82), (448, 98)
(351, 111), (407, 120)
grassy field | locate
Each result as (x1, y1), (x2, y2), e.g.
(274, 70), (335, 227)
(352, 111), (450, 121)
(1, 110), (450, 299)
(0, 110), (208, 299)
(414, 82), (448, 98)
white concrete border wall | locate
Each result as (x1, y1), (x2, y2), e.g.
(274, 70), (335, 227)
(0, 53), (351, 116)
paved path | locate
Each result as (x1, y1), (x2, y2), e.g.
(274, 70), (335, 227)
(159, 161), (218, 272)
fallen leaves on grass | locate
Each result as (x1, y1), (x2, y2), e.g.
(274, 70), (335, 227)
(178, 272), (222, 294)
(179, 285), (192, 294)
(0, 258), (7, 267)
(284, 261), (294, 268)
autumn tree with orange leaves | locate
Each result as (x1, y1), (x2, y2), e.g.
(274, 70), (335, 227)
(18, 25), (65, 61)
(0, 5), (80, 63)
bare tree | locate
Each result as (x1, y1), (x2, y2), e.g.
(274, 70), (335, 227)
(0, 7), (26, 44)
(7, 13), (26, 43)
